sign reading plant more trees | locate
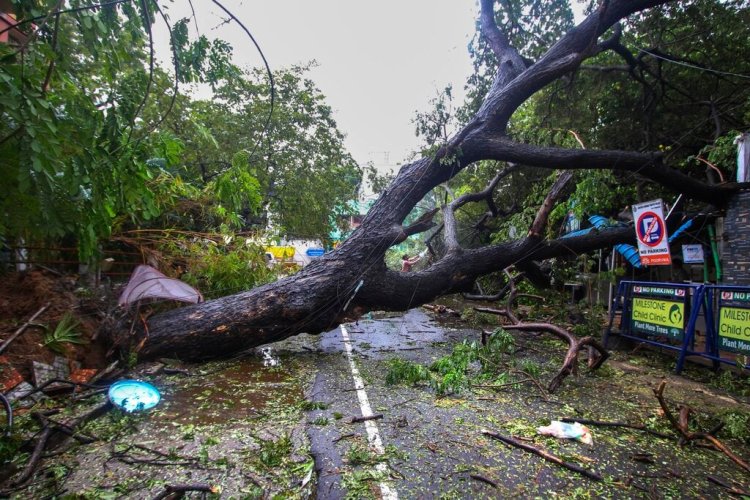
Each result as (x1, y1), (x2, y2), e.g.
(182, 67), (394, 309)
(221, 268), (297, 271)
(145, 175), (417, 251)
(718, 290), (750, 355)
(630, 285), (687, 341)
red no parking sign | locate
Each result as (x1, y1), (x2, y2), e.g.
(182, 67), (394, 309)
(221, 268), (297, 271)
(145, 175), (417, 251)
(632, 200), (672, 265)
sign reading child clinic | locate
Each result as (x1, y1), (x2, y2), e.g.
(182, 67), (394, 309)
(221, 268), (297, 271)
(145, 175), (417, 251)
(718, 291), (750, 355)
(632, 199), (672, 266)
(630, 285), (686, 340)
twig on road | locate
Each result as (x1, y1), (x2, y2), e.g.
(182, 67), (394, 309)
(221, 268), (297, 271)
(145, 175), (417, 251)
(482, 429), (603, 481)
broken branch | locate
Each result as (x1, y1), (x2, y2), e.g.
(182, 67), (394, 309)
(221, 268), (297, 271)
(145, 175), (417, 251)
(482, 429), (602, 481)
(443, 165), (518, 252)
(469, 473), (498, 488)
(528, 171), (574, 238)
(350, 414), (383, 424)
(653, 381), (750, 473)
(0, 303), (50, 355)
(152, 483), (218, 500)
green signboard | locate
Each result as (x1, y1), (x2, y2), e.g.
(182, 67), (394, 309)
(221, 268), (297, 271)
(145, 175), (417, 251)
(630, 285), (687, 341)
(717, 290), (750, 355)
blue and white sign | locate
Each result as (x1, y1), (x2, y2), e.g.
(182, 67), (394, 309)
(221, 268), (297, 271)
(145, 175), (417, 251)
(681, 244), (704, 264)
(306, 248), (325, 257)
(632, 199), (671, 266)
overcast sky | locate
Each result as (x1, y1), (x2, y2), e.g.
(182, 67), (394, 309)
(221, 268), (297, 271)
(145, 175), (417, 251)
(156, 1), (479, 175)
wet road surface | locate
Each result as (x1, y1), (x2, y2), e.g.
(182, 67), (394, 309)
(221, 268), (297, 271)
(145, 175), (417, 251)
(303, 309), (567, 498)
(297, 309), (750, 499)
(27, 308), (750, 498)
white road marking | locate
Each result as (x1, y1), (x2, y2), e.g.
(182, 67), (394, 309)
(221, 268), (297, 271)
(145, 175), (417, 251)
(340, 324), (398, 500)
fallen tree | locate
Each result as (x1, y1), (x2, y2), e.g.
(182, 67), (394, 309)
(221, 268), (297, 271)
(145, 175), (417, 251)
(129, 0), (741, 360)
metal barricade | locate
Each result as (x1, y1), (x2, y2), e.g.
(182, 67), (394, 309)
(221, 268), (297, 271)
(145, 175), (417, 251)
(604, 281), (749, 373)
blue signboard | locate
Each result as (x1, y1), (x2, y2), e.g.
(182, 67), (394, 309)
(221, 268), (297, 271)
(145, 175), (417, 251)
(306, 248), (325, 257)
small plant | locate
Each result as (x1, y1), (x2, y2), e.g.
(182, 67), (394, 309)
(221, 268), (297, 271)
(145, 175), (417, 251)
(721, 410), (750, 442)
(711, 370), (750, 397)
(431, 341), (477, 375)
(486, 327), (515, 354)
(385, 359), (430, 386)
(0, 433), (23, 467)
(346, 442), (377, 465)
(181, 424), (196, 440)
(572, 305), (605, 338)
(433, 370), (468, 396)
(312, 417), (329, 426)
(43, 313), (86, 354)
(258, 434), (292, 468)
(299, 400), (329, 411)
(127, 349), (140, 369)
(384, 444), (408, 461)
(333, 412), (344, 420)
(341, 468), (385, 499)
(519, 359), (542, 378)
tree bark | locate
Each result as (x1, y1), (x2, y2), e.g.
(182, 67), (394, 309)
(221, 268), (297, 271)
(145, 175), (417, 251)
(131, 0), (740, 361)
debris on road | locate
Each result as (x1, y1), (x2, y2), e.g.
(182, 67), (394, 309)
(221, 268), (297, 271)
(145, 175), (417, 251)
(537, 420), (593, 445)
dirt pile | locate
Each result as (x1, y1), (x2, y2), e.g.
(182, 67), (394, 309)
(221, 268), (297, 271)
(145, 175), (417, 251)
(0, 270), (109, 381)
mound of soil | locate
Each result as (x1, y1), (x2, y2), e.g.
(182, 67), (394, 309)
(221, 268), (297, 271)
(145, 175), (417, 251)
(0, 271), (109, 381)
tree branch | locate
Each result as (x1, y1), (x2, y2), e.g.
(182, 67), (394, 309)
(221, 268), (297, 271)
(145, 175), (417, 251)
(528, 171), (573, 238)
(479, 0), (513, 58)
(470, 135), (737, 204)
(475, 0), (672, 130)
(653, 381), (750, 473)
(443, 164), (518, 251)
(401, 208), (439, 240)
(464, 271), (522, 301)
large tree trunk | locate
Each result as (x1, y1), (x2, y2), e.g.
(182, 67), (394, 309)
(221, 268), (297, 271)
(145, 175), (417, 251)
(133, 0), (740, 361)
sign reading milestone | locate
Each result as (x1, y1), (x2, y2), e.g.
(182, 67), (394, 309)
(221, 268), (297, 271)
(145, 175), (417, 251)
(630, 285), (687, 340)
(632, 199), (672, 266)
(717, 290), (750, 355)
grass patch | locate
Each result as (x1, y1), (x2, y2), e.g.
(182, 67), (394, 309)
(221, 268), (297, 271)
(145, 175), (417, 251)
(720, 410), (750, 442)
(299, 400), (329, 411)
(341, 468), (385, 499)
(346, 442), (378, 465)
(257, 434), (292, 468)
(386, 328), (523, 396)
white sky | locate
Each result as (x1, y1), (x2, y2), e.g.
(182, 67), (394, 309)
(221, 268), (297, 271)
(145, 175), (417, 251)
(156, 1), (479, 176)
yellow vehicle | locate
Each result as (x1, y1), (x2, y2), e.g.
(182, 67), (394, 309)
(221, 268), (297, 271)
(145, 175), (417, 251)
(264, 246), (299, 271)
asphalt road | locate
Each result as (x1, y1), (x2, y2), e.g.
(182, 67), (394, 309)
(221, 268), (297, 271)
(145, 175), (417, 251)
(302, 309), (547, 498)
(27, 308), (750, 498)
(295, 309), (750, 499)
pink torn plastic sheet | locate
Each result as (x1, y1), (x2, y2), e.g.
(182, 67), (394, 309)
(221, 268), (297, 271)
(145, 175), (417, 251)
(118, 265), (203, 307)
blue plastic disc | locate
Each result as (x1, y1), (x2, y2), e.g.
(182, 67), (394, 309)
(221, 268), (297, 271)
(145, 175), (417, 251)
(108, 380), (161, 412)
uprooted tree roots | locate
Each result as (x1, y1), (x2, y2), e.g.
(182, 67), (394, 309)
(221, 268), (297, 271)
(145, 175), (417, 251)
(471, 268), (609, 393)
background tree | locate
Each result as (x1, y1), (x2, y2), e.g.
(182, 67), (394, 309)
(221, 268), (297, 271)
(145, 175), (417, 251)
(162, 64), (362, 242)
(1, 2), (362, 262)
(0, 0), (236, 259)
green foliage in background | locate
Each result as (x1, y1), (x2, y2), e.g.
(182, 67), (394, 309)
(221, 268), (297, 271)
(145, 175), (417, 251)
(164, 63), (363, 243)
(0, 1), (237, 260)
(1, 3), (361, 263)
(157, 234), (275, 300)
(411, 0), (750, 261)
